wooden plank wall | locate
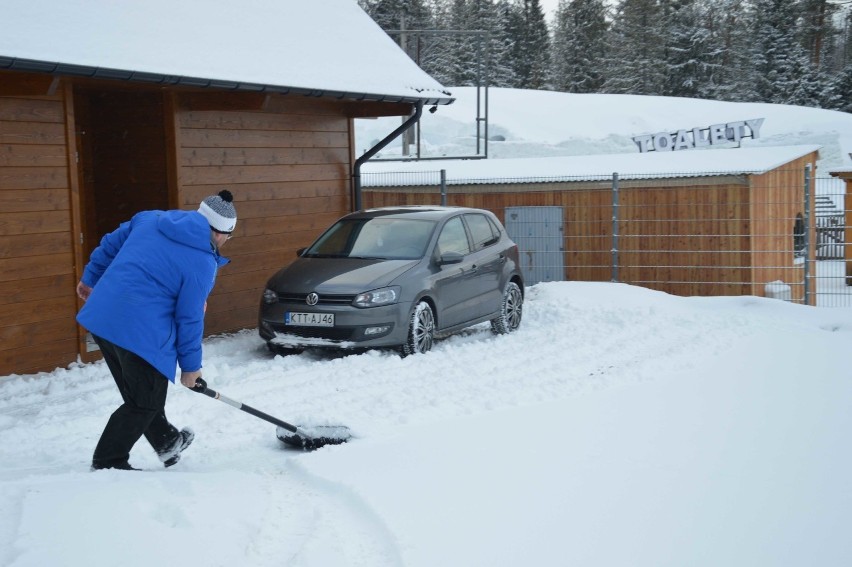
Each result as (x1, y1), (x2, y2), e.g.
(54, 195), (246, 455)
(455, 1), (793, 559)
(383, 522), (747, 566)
(363, 178), (757, 298)
(748, 154), (817, 304)
(618, 182), (752, 297)
(174, 95), (353, 334)
(0, 90), (79, 375)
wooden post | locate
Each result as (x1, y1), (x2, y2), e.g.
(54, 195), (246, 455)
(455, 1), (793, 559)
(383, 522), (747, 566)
(828, 170), (852, 285)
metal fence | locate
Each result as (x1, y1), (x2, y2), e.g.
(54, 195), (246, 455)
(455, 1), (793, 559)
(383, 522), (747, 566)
(362, 167), (852, 308)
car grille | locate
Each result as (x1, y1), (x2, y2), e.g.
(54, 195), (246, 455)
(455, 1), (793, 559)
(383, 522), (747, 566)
(275, 292), (356, 306)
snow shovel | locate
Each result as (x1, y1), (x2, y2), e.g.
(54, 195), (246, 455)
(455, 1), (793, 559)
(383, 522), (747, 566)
(191, 378), (351, 449)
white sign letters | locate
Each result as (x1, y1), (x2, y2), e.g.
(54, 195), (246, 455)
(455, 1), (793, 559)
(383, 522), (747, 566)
(633, 118), (765, 153)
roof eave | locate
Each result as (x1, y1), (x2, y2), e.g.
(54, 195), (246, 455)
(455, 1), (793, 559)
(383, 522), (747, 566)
(0, 56), (455, 106)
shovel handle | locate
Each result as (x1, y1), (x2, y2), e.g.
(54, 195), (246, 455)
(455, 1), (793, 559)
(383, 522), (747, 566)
(191, 378), (216, 398)
(191, 378), (299, 434)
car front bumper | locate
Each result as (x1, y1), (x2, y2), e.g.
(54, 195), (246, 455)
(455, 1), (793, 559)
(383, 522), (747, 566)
(258, 300), (410, 350)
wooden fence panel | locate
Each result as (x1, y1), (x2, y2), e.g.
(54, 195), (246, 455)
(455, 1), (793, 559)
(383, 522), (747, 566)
(0, 89), (78, 376)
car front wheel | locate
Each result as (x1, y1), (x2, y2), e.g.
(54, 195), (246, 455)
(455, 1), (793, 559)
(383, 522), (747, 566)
(401, 301), (435, 356)
(490, 281), (523, 335)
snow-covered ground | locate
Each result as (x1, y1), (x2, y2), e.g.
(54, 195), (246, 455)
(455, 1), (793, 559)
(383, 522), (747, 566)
(2, 89), (852, 566)
(1, 282), (851, 566)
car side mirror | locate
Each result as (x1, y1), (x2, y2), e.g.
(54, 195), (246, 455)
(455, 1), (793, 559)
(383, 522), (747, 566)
(438, 251), (464, 265)
(296, 247), (307, 257)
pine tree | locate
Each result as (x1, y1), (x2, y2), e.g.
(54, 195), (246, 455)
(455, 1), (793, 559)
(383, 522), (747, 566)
(842, 7), (852, 71)
(788, 58), (831, 107)
(359, 0), (450, 84)
(358, 0), (852, 110)
(488, 1), (520, 87)
(444, 0), (481, 86)
(362, 0), (520, 89)
(830, 64), (852, 112)
(551, 0), (608, 93)
(660, 0), (720, 98)
(794, 0), (846, 108)
(443, 0), (519, 88)
(603, 0), (667, 95)
(359, 0), (434, 35)
(698, 0), (750, 102)
(745, 0), (815, 104)
(415, 0), (457, 86)
(799, 0), (841, 72)
(506, 0), (551, 89)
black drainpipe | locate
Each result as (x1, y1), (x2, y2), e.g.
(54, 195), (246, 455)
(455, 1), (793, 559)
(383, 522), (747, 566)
(352, 100), (424, 211)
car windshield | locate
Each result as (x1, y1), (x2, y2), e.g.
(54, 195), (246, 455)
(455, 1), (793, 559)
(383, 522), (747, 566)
(304, 218), (437, 260)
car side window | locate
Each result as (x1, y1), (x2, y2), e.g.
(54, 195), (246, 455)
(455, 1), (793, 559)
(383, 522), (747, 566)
(465, 214), (499, 251)
(436, 216), (471, 256)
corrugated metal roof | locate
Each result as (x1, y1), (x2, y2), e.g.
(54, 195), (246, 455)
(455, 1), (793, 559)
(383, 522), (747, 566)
(361, 145), (821, 186)
(0, 0), (453, 105)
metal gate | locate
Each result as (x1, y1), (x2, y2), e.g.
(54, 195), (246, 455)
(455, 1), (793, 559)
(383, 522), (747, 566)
(504, 206), (565, 286)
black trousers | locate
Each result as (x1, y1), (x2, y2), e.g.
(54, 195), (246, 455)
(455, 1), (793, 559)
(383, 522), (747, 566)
(92, 335), (179, 468)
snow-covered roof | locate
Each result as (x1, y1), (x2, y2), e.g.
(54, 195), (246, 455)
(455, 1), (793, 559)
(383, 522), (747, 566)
(0, 0), (453, 105)
(362, 145), (821, 186)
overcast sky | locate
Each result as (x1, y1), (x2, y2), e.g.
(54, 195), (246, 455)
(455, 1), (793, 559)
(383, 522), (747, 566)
(540, 0), (558, 22)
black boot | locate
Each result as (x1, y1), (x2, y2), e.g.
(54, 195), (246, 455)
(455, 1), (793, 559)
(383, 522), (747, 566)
(91, 460), (140, 471)
(157, 427), (195, 467)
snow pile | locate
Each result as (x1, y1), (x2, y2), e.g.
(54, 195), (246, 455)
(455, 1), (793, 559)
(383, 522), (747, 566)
(358, 87), (852, 169)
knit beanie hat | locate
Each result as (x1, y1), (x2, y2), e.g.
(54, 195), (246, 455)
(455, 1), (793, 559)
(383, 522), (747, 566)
(198, 190), (237, 233)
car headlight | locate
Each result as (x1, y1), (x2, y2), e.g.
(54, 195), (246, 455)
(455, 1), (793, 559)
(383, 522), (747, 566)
(262, 288), (278, 305)
(353, 286), (400, 308)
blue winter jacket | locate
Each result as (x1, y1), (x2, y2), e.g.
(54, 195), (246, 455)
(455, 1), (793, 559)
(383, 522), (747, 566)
(76, 210), (229, 381)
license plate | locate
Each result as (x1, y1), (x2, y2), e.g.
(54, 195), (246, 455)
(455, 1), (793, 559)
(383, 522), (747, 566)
(285, 312), (335, 327)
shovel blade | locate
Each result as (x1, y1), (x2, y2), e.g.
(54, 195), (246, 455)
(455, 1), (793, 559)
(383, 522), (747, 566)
(276, 425), (352, 450)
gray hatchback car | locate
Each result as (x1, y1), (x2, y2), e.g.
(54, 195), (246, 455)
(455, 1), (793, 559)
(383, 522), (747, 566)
(258, 206), (524, 356)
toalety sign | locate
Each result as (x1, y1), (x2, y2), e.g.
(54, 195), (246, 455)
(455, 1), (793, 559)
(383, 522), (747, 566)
(633, 118), (765, 152)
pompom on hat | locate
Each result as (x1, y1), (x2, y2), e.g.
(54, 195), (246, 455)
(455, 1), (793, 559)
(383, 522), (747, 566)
(198, 190), (237, 233)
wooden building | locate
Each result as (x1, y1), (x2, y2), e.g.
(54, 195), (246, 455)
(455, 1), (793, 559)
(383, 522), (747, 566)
(0, 0), (453, 375)
(363, 145), (819, 303)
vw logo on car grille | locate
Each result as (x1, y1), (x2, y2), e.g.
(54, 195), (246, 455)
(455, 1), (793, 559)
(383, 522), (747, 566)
(306, 292), (319, 306)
